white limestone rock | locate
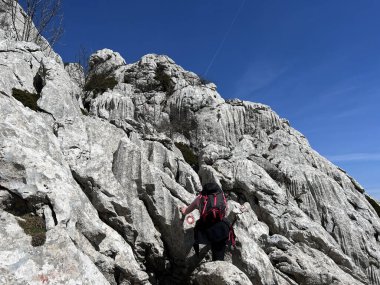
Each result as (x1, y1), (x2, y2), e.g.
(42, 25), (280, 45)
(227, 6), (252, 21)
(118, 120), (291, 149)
(0, 39), (43, 96)
(190, 261), (252, 285)
(89, 48), (126, 71)
(64, 62), (85, 88)
(0, 93), (149, 284)
(0, 212), (109, 285)
(85, 48), (126, 92)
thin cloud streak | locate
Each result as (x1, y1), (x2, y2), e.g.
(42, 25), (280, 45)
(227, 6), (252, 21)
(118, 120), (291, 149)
(332, 106), (369, 119)
(234, 62), (290, 99)
(204, 0), (246, 76)
(327, 153), (380, 162)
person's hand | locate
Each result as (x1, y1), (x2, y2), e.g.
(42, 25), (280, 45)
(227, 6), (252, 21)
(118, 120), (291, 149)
(180, 206), (187, 215)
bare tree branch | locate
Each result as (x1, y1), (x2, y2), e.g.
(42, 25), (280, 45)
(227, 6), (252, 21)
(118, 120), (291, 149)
(2, 0), (63, 50)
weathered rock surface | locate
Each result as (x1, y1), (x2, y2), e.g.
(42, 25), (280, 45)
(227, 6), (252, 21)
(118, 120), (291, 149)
(0, 92), (149, 284)
(1, 6), (380, 284)
(0, 211), (109, 285)
(190, 261), (252, 285)
(65, 62), (85, 88)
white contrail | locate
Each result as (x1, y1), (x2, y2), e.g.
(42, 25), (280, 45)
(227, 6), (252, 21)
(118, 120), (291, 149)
(328, 153), (380, 162)
(204, 0), (247, 77)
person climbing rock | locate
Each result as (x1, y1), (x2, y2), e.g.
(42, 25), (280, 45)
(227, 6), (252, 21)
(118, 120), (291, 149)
(180, 182), (232, 261)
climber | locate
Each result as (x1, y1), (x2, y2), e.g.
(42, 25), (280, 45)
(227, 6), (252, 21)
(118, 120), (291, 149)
(180, 182), (233, 261)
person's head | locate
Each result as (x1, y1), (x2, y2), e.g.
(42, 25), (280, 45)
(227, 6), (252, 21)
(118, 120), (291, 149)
(201, 182), (221, 195)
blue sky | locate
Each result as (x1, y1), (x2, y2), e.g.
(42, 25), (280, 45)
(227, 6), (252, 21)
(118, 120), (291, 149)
(53, 0), (379, 199)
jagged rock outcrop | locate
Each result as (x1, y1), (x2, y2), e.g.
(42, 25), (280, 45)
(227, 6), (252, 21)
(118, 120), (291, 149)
(65, 62), (85, 88)
(190, 261), (252, 285)
(1, 5), (380, 284)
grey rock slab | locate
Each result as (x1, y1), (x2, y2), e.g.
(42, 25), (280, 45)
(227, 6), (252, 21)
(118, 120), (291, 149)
(62, 116), (165, 274)
(113, 138), (196, 250)
(267, 242), (366, 285)
(37, 57), (82, 120)
(227, 202), (279, 285)
(90, 89), (135, 122)
(0, 39), (43, 96)
(64, 62), (85, 88)
(55, 113), (164, 279)
(0, 93), (149, 284)
(0, 212), (110, 285)
(190, 261), (252, 285)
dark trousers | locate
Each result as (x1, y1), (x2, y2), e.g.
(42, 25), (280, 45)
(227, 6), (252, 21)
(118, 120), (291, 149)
(211, 240), (226, 261)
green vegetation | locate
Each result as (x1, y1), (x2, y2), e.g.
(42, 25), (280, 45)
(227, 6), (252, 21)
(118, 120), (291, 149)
(124, 64), (174, 94)
(84, 72), (118, 93)
(199, 76), (211, 85)
(123, 72), (134, 85)
(155, 65), (174, 94)
(2, 189), (47, 247)
(12, 88), (40, 111)
(17, 213), (46, 247)
(175, 142), (199, 171)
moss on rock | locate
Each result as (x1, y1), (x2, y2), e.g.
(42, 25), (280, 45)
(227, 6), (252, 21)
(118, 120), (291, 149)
(17, 213), (46, 247)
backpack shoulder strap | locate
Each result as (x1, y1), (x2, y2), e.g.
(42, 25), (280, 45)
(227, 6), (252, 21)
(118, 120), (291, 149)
(201, 194), (209, 216)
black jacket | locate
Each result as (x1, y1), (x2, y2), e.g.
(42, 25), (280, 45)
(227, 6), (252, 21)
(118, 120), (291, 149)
(194, 218), (230, 244)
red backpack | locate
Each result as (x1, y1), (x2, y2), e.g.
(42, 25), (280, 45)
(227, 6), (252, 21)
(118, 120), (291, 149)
(199, 183), (227, 224)
(199, 183), (236, 247)
(194, 183), (236, 253)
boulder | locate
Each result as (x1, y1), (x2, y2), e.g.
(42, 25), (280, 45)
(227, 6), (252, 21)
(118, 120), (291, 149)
(85, 48), (126, 92)
(190, 261), (252, 285)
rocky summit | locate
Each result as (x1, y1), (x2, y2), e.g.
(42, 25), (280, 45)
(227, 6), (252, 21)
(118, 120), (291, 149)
(1, 3), (380, 285)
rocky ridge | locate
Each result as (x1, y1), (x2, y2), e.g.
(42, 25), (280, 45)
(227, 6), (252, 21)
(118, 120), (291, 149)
(1, 4), (380, 285)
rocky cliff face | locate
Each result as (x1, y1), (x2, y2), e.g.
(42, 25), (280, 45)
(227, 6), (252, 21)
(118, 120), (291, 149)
(1, 6), (380, 285)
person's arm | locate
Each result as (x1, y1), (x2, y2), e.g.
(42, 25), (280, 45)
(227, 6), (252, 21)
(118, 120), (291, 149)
(180, 195), (201, 215)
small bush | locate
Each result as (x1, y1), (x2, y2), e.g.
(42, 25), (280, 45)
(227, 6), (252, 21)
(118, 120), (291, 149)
(155, 65), (174, 94)
(84, 73), (118, 93)
(1, 190), (47, 247)
(124, 72), (134, 84)
(17, 213), (47, 247)
(175, 142), (199, 171)
(199, 76), (211, 85)
(12, 88), (40, 111)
